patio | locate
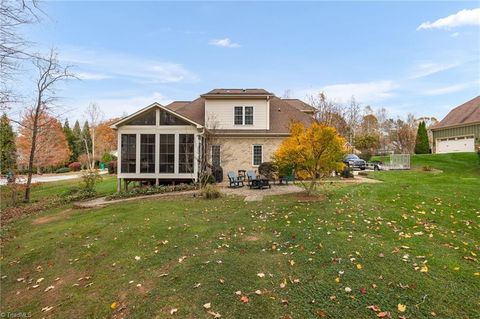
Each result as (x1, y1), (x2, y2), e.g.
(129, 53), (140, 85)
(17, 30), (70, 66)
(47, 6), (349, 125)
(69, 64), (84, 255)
(219, 183), (303, 201)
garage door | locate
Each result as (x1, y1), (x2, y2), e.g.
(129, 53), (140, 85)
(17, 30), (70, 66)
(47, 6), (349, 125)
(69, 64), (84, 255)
(436, 136), (475, 153)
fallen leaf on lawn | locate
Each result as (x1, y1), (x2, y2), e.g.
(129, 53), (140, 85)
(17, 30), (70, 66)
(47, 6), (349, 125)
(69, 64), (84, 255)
(329, 295), (336, 301)
(367, 305), (381, 312)
(398, 303), (406, 312)
(289, 260), (295, 266)
(377, 311), (390, 318)
(41, 306), (53, 312)
(44, 286), (54, 292)
(420, 265), (429, 273)
(194, 283), (201, 288)
(255, 289), (262, 295)
(360, 287), (367, 294)
(240, 296), (249, 303)
(170, 308), (178, 315)
(134, 256), (141, 261)
(36, 278), (44, 284)
(316, 310), (327, 317)
(178, 256), (187, 263)
(207, 310), (221, 318)
(32, 284), (39, 289)
(356, 264), (363, 270)
(235, 290), (242, 295)
(16, 278), (24, 282)
(344, 287), (352, 293)
(280, 278), (287, 288)
(335, 277), (340, 283)
(203, 302), (211, 309)
(257, 273), (265, 278)
(111, 302), (117, 310)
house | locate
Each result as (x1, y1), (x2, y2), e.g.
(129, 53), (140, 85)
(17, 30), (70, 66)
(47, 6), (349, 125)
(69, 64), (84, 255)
(430, 96), (480, 153)
(111, 89), (315, 190)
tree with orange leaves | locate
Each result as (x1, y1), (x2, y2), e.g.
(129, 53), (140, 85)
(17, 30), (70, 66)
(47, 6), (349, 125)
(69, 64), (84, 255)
(16, 113), (70, 172)
(273, 122), (347, 194)
(95, 118), (119, 157)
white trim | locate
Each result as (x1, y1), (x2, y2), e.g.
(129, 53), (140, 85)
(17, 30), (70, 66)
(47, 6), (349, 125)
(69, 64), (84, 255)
(233, 105), (255, 126)
(111, 102), (203, 129)
(252, 144), (263, 167)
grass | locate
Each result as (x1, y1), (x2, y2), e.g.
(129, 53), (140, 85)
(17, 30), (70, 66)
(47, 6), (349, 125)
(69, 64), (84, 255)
(0, 174), (117, 210)
(1, 153), (479, 318)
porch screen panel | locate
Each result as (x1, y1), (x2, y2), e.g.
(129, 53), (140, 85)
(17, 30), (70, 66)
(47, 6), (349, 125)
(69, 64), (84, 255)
(159, 134), (175, 173)
(140, 134), (155, 173)
(179, 134), (194, 173)
(121, 134), (137, 173)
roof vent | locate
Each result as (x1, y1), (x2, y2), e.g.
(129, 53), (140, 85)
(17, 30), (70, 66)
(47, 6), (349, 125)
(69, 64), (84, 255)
(242, 88), (246, 92)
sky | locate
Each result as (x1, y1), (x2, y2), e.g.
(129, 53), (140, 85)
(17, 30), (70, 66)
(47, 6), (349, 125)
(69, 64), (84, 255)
(14, 1), (480, 123)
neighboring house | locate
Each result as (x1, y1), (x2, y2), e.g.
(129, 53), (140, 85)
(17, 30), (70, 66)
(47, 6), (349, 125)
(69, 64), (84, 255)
(430, 96), (480, 153)
(111, 89), (314, 190)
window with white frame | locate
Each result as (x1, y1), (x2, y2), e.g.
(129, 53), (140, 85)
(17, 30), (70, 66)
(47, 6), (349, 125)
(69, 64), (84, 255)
(234, 106), (254, 125)
(252, 145), (263, 166)
(245, 106), (254, 125)
(234, 106), (243, 125)
(211, 145), (221, 167)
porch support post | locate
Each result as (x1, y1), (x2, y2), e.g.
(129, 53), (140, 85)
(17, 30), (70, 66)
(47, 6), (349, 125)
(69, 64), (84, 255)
(155, 178), (159, 186)
(117, 178), (121, 192)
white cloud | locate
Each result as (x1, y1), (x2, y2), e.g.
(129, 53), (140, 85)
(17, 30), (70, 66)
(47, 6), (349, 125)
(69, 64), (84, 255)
(450, 32), (460, 38)
(417, 8), (480, 30)
(209, 38), (241, 48)
(409, 62), (459, 79)
(424, 83), (472, 95)
(76, 71), (112, 80)
(300, 80), (398, 104)
(61, 47), (197, 83)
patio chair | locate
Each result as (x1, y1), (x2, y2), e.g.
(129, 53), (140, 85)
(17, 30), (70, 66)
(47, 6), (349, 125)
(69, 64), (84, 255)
(246, 170), (257, 189)
(227, 171), (244, 188)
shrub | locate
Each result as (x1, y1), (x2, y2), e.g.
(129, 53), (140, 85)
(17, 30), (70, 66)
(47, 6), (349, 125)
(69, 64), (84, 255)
(68, 162), (81, 171)
(201, 184), (221, 199)
(340, 167), (354, 178)
(422, 165), (433, 171)
(258, 162), (277, 179)
(101, 152), (115, 164)
(81, 169), (102, 193)
(200, 173), (216, 185)
(108, 161), (117, 174)
(55, 167), (70, 174)
(106, 183), (197, 201)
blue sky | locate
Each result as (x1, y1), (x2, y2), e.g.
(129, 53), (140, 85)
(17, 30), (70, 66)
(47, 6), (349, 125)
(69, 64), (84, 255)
(18, 1), (480, 122)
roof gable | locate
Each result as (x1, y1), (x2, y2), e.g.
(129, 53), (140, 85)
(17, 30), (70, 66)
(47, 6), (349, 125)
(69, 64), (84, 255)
(432, 96), (480, 130)
(110, 102), (203, 129)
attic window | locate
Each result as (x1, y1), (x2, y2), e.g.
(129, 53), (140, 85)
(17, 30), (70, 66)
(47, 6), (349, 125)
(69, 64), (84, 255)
(127, 110), (156, 125)
(159, 110), (190, 125)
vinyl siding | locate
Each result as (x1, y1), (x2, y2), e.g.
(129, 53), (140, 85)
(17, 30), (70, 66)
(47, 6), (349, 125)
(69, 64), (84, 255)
(204, 98), (269, 130)
(432, 123), (480, 152)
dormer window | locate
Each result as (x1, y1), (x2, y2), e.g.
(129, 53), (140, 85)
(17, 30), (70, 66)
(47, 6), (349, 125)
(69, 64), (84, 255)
(234, 106), (254, 125)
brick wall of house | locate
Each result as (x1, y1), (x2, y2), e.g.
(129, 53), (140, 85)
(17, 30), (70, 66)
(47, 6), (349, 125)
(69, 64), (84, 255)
(212, 136), (285, 179)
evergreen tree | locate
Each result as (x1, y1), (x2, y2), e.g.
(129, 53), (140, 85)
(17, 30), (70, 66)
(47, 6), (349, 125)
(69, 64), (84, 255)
(63, 119), (78, 162)
(72, 120), (84, 155)
(82, 121), (93, 155)
(414, 121), (430, 154)
(0, 113), (17, 174)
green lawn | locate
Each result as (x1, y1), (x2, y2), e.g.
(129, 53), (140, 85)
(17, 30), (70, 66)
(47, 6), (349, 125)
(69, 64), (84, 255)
(0, 174), (117, 210)
(1, 154), (479, 318)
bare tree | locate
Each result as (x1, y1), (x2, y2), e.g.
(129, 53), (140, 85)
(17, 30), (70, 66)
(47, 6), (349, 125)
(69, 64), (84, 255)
(344, 96), (362, 145)
(83, 102), (104, 169)
(21, 49), (75, 202)
(0, 0), (42, 109)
